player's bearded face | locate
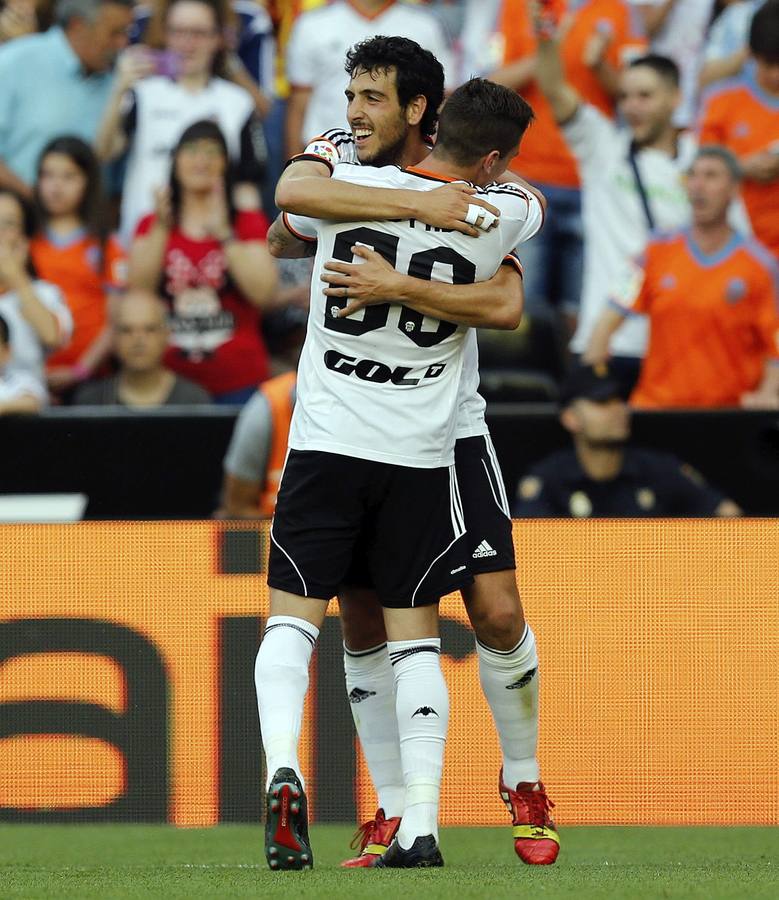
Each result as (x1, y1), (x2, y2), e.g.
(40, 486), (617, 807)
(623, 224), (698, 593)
(347, 67), (411, 167)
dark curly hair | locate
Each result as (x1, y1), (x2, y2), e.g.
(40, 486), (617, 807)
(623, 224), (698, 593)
(345, 35), (445, 139)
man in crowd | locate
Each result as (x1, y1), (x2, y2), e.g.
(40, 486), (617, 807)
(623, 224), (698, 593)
(269, 36), (559, 869)
(284, 0), (451, 158)
(74, 290), (211, 407)
(585, 147), (779, 409)
(533, 7), (693, 393)
(513, 362), (742, 518)
(479, 0), (646, 339)
(256, 77), (544, 871)
(630, 0), (715, 127)
(216, 369), (297, 518)
(0, 0), (132, 197)
(698, 0), (779, 260)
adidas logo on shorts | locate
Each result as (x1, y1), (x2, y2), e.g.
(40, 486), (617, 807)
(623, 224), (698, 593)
(472, 540), (497, 559)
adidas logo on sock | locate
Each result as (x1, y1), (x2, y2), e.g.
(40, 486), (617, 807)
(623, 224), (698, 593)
(472, 540), (497, 559)
(348, 687), (377, 704)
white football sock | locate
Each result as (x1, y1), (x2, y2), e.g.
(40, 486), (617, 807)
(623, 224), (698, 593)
(255, 615), (319, 788)
(344, 643), (405, 818)
(477, 624), (540, 788)
(388, 638), (449, 848)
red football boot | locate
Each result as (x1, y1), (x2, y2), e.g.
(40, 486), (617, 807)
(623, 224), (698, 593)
(499, 770), (560, 865)
(340, 808), (402, 868)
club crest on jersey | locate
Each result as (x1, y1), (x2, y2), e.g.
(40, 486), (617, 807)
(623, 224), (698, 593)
(412, 707), (439, 718)
(725, 277), (746, 304)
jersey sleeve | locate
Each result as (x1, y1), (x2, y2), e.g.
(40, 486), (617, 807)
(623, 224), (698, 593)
(609, 251), (652, 315)
(697, 91), (727, 145)
(282, 211), (318, 243)
(480, 183), (545, 255)
(103, 237), (127, 290)
(223, 389), (273, 482)
(752, 257), (779, 362)
(501, 250), (524, 278)
(35, 280), (73, 348)
(562, 102), (619, 177)
(286, 128), (357, 172)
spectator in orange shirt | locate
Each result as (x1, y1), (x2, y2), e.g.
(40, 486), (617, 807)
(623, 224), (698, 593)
(30, 136), (125, 399)
(486, 0), (645, 335)
(585, 146), (779, 409)
(698, 0), (779, 258)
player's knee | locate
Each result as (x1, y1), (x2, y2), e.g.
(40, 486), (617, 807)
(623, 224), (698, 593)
(338, 587), (387, 651)
(471, 595), (525, 651)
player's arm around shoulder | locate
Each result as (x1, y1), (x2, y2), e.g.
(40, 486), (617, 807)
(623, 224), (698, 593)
(320, 244), (524, 331)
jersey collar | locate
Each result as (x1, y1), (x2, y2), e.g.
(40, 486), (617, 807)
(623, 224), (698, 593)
(683, 228), (743, 268)
(404, 165), (472, 186)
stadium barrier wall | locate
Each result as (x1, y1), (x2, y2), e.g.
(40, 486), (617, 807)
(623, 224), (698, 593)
(1, 407), (777, 517)
(1, 519), (777, 826)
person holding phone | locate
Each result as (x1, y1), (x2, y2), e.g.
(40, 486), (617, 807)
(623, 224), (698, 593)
(95, 0), (265, 244)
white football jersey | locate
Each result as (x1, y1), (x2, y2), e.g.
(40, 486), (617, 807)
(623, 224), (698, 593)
(293, 129), (521, 441)
(285, 163), (542, 468)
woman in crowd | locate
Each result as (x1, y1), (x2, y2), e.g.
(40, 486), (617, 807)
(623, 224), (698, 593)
(31, 137), (125, 398)
(128, 120), (276, 404)
(132, 0), (274, 119)
(0, 188), (72, 400)
(96, 0), (265, 243)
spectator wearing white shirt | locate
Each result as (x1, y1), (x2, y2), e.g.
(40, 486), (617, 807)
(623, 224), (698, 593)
(96, 0), (265, 244)
(534, 10), (693, 393)
(630, 0), (716, 125)
(699, 0), (764, 90)
(0, 189), (73, 399)
(284, 0), (452, 158)
(0, 313), (47, 414)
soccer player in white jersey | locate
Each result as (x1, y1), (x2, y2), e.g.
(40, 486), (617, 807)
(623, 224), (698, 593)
(266, 37), (559, 868)
(256, 75), (545, 871)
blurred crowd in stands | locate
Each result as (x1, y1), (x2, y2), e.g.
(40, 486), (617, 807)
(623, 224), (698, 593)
(0, 0), (778, 514)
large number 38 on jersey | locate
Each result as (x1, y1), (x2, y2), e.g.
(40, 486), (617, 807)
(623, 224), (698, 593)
(324, 226), (476, 348)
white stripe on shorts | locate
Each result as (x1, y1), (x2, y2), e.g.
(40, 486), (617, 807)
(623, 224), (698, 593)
(484, 435), (511, 518)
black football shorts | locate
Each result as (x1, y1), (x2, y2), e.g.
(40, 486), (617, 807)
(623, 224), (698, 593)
(268, 449), (472, 608)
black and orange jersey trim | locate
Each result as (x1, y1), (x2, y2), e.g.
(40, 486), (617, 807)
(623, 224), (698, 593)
(282, 211), (317, 243)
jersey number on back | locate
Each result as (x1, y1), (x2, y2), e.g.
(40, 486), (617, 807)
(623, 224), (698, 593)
(324, 227), (476, 348)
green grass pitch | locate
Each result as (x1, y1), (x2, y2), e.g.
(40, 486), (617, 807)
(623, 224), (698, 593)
(1, 825), (777, 899)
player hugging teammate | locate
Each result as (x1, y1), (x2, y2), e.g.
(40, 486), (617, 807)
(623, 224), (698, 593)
(255, 36), (559, 870)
